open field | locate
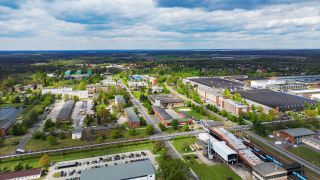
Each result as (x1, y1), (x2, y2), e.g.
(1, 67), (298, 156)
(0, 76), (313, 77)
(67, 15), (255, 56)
(289, 146), (320, 168)
(186, 155), (241, 180)
(0, 141), (153, 172)
(0, 136), (23, 155)
(25, 127), (148, 151)
(175, 107), (206, 120)
(132, 91), (147, 99)
(171, 136), (197, 153)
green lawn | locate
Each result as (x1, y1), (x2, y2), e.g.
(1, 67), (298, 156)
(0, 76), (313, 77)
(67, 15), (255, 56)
(25, 128), (149, 151)
(289, 146), (320, 168)
(171, 136), (197, 153)
(0, 136), (23, 155)
(186, 155), (241, 180)
(175, 107), (206, 120)
(0, 141), (153, 172)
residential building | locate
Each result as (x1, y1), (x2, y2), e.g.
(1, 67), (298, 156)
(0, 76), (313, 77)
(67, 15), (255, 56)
(252, 162), (287, 180)
(115, 95), (126, 106)
(279, 128), (316, 144)
(100, 78), (117, 86)
(86, 85), (109, 94)
(81, 160), (156, 180)
(0, 168), (41, 180)
(150, 77), (158, 85)
(72, 127), (84, 139)
(151, 85), (163, 93)
(149, 94), (184, 108)
(124, 107), (140, 128)
(128, 81), (148, 90)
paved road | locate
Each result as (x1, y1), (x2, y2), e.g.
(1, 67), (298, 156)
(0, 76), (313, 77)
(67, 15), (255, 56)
(120, 80), (199, 179)
(119, 80), (162, 134)
(15, 109), (51, 152)
(247, 131), (320, 175)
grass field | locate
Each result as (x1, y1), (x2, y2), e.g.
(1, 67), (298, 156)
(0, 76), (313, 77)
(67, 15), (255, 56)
(175, 107), (206, 120)
(0, 136), (23, 155)
(289, 146), (320, 168)
(171, 136), (197, 153)
(25, 128), (149, 151)
(0, 141), (153, 172)
(186, 155), (241, 180)
(132, 91), (147, 99)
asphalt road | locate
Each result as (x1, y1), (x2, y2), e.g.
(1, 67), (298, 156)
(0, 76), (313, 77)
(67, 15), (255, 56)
(15, 109), (51, 152)
(247, 131), (320, 175)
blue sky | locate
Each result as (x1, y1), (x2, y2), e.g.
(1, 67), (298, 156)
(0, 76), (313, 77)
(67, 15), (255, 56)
(0, 0), (319, 50)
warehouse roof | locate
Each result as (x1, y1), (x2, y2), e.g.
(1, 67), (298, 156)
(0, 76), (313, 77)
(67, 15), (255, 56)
(57, 100), (75, 121)
(149, 94), (183, 104)
(124, 107), (140, 123)
(280, 128), (315, 137)
(239, 89), (317, 111)
(81, 160), (155, 180)
(253, 162), (287, 177)
(115, 95), (126, 103)
(152, 106), (172, 120)
(0, 168), (41, 179)
(189, 77), (243, 90)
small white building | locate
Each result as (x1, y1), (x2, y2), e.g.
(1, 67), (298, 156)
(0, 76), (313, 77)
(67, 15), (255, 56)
(72, 128), (84, 139)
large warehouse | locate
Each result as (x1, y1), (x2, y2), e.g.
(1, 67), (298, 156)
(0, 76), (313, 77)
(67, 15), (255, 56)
(56, 100), (75, 123)
(188, 77), (244, 93)
(239, 89), (317, 111)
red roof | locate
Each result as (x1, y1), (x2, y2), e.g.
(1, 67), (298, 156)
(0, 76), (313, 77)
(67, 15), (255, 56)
(0, 168), (41, 179)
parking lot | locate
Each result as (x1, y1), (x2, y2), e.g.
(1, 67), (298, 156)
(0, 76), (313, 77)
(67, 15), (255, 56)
(46, 150), (157, 180)
(72, 100), (93, 127)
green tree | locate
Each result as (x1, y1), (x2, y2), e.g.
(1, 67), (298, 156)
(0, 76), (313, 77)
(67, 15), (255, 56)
(97, 108), (112, 125)
(171, 119), (179, 130)
(39, 155), (51, 168)
(0, 138), (4, 147)
(153, 140), (165, 153)
(96, 136), (104, 143)
(223, 89), (232, 99)
(47, 136), (57, 146)
(111, 130), (121, 139)
(158, 123), (167, 131)
(181, 124), (189, 132)
(14, 162), (23, 171)
(145, 125), (154, 135)
(44, 119), (55, 131)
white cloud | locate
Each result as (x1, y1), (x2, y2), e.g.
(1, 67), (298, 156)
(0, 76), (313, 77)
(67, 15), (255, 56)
(0, 0), (319, 49)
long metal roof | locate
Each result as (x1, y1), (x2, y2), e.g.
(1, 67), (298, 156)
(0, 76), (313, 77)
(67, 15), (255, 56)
(81, 160), (155, 180)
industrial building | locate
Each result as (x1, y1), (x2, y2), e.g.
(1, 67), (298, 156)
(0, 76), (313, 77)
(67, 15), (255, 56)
(115, 95), (126, 107)
(81, 160), (156, 180)
(220, 98), (250, 116)
(276, 75), (320, 83)
(239, 89), (317, 111)
(0, 168), (41, 180)
(124, 107), (141, 128)
(290, 89), (320, 100)
(302, 136), (320, 150)
(278, 128), (316, 144)
(56, 100), (75, 123)
(0, 119), (15, 136)
(42, 87), (89, 99)
(211, 127), (262, 167)
(152, 106), (192, 126)
(199, 133), (238, 164)
(128, 81), (148, 90)
(149, 94), (184, 108)
(187, 77), (244, 93)
(267, 83), (307, 92)
(252, 162), (287, 180)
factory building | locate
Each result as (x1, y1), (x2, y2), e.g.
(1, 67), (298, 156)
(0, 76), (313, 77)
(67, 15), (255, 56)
(278, 128), (316, 144)
(220, 99), (250, 116)
(124, 107), (141, 128)
(42, 87), (89, 99)
(56, 100), (75, 123)
(149, 94), (184, 108)
(152, 106), (192, 126)
(290, 89), (320, 100)
(0, 168), (41, 180)
(187, 77), (244, 93)
(252, 162), (287, 180)
(239, 89), (317, 112)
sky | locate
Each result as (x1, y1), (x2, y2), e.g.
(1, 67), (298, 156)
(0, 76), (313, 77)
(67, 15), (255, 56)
(0, 0), (319, 50)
